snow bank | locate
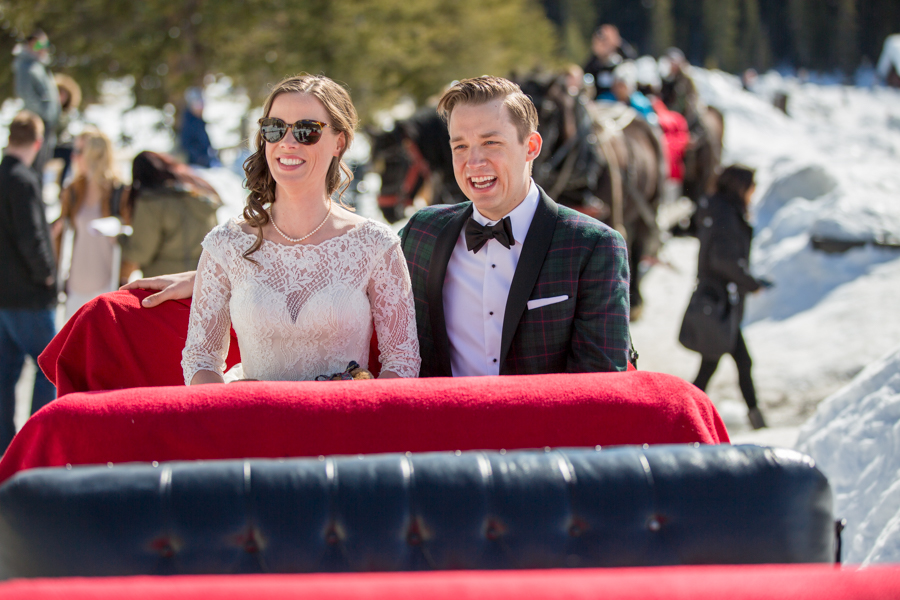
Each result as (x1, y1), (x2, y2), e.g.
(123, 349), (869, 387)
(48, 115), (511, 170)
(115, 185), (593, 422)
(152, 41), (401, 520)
(796, 345), (900, 565)
(877, 34), (900, 80)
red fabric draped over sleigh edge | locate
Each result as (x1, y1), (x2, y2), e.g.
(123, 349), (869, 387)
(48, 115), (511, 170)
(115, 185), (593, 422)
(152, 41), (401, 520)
(0, 565), (898, 600)
(0, 370), (728, 484)
(37, 290), (383, 397)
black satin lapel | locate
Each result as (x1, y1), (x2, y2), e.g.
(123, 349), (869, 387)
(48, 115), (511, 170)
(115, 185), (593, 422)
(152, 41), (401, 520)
(426, 203), (473, 377)
(500, 190), (559, 369)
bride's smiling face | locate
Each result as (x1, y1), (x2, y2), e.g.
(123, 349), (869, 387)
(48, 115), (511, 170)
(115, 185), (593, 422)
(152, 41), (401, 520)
(264, 93), (345, 195)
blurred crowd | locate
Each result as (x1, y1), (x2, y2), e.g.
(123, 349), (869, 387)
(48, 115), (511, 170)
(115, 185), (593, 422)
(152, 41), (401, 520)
(1, 29), (223, 451)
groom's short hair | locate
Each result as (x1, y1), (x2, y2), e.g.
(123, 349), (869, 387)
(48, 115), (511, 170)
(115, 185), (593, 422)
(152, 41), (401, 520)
(437, 76), (538, 143)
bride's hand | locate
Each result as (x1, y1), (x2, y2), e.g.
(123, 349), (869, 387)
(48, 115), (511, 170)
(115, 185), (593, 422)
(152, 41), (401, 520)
(120, 271), (197, 308)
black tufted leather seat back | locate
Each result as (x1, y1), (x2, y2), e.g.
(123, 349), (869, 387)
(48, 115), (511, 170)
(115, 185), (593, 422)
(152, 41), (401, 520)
(0, 444), (834, 577)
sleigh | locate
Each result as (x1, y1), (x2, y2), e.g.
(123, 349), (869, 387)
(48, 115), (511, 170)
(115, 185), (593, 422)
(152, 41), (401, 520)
(0, 290), (896, 598)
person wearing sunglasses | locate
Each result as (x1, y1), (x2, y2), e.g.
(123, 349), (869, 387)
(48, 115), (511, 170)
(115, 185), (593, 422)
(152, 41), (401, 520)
(13, 29), (61, 182)
(179, 74), (420, 384)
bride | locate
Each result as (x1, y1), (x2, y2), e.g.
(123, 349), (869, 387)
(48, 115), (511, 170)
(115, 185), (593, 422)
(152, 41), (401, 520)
(182, 75), (420, 384)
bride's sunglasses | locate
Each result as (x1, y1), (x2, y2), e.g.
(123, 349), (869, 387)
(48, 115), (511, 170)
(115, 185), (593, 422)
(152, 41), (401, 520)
(258, 117), (335, 145)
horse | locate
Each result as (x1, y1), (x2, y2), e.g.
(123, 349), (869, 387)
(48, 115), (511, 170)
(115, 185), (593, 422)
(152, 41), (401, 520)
(368, 74), (666, 317)
(518, 73), (667, 317)
(369, 107), (465, 223)
(681, 105), (724, 203)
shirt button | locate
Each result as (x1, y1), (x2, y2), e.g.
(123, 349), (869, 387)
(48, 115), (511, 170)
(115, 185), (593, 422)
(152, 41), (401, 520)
(491, 264), (496, 268)
(493, 359), (498, 363)
(489, 311), (494, 316)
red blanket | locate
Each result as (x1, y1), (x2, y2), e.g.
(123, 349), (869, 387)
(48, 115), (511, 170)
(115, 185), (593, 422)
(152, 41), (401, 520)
(39, 291), (242, 395)
(0, 565), (898, 599)
(38, 290), (383, 396)
(0, 371), (728, 483)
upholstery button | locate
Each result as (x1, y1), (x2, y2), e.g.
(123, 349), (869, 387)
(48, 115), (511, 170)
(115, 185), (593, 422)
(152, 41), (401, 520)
(569, 518), (587, 537)
(151, 538), (177, 558)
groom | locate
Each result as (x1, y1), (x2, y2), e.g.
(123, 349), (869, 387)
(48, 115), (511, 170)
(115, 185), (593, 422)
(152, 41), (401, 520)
(125, 76), (631, 376)
(401, 76), (630, 376)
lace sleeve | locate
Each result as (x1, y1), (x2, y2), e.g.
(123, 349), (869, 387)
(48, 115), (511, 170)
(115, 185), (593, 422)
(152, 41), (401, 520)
(367, 240), (421, 378)
(181, 249), (232, 384)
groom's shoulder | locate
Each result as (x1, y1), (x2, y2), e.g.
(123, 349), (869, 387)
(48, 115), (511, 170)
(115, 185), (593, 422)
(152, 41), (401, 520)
(402, 202), (470, 241)
(553, 202), (624, 245)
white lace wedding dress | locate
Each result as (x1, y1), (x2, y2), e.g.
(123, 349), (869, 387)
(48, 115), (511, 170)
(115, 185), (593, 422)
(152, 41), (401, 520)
(182, 218), (420, 383)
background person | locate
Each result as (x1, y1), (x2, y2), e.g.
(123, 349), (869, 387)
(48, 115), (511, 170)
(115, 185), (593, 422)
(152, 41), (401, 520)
(12, 29), (61, 183)
(54, 128), (131, 320)
(52, 73), (83, 187)
(181, 74), (419, 384)
(122, 151), (221, 277)
(688, 164), (769, 430)
(0, 111), (56, 452)
(583, 24), (636, 99)
(180, 87), (220, 168)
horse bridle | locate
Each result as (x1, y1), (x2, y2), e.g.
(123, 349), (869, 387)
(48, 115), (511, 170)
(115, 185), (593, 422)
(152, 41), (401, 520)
(376, 134), (432, 210)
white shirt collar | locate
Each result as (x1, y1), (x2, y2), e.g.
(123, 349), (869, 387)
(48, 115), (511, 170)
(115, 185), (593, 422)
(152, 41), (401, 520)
(471, 179), (540, 247)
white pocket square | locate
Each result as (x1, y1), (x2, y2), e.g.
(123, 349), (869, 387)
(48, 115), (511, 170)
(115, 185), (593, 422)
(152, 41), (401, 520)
(527, 295), (569, 310)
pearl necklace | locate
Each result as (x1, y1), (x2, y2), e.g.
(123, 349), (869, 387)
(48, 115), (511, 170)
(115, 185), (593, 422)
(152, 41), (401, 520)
(269, 199), (333, 243)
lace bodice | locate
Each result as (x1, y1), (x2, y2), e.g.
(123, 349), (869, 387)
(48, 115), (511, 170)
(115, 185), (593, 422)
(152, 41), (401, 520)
(182, 218), (420, 383)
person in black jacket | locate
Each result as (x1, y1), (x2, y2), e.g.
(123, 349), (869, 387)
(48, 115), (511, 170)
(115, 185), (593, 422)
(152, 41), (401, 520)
(583, 24), (637, 99)
(0, 111), (57, 451)
(690, 165), (769, 429)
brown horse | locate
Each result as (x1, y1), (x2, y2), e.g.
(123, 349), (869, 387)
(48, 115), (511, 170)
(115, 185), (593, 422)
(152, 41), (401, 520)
(682, 105), (724, 202)
(521, 74), (666, 317)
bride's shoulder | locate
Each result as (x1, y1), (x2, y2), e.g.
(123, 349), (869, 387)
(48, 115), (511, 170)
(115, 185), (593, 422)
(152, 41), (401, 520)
(356, 218), (401, 247)
(201, 218), (250, 250)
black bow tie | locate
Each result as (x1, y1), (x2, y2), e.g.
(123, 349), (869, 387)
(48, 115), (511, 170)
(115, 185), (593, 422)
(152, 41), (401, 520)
(465, 216), (515, 254)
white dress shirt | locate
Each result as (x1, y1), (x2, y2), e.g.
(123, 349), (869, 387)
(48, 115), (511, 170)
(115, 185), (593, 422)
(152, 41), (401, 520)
(442, 180), (540, 376)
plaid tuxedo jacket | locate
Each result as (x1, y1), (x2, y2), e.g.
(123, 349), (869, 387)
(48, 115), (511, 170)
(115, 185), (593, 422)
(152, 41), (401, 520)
(400, 187), (631, 377)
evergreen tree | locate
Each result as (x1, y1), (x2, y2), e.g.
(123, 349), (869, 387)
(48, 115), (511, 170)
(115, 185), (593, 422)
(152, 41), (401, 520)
(737, 0), (768, 71)
(836, 0), (859, 75)
(702, 0), (739, 70)
(0, 0), (557, 120)
(648, 0), (674, 57)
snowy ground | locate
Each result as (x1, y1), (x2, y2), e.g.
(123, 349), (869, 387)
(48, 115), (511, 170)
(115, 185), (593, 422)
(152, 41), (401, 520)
(4, 67), (900, 564)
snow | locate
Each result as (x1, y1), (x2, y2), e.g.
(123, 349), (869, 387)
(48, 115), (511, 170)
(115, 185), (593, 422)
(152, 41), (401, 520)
(4, 65), (900, 565)
(686, 68), (900, 564)
(796, 347), (900, 565)
(877, 34), (900, 80)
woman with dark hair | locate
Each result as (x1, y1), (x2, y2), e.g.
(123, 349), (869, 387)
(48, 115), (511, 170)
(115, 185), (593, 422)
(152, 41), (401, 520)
(180, 74), (419, 384)
(122, 151), (221, 278)
(686, 164), (770, 429)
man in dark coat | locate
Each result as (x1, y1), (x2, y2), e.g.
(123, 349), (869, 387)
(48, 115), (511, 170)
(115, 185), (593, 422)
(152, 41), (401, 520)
(0, 111), (57, 451)
(399, 76), (631, 376)
(583, 24), (637, 99)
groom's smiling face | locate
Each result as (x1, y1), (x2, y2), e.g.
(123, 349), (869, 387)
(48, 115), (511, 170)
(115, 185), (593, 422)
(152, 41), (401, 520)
(448, 98), (541, 221)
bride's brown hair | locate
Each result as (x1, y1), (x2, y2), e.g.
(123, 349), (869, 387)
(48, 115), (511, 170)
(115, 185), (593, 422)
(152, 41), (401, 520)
(242, 74), (358, 260)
